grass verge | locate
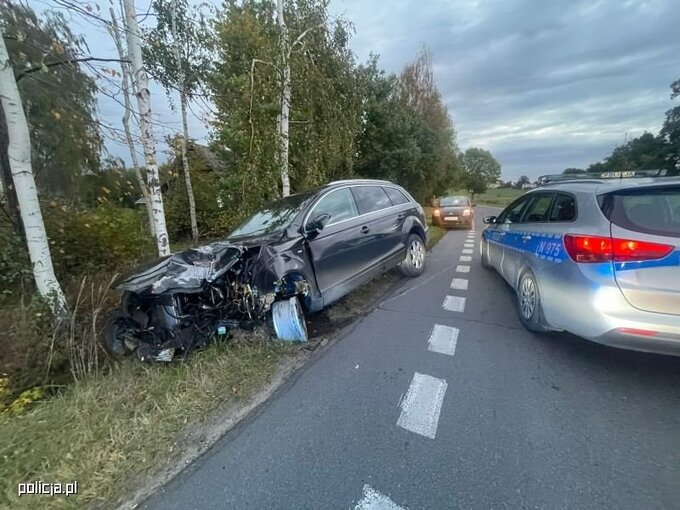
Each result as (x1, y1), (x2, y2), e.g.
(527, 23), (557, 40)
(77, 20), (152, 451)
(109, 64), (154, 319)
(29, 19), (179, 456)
(424, 206), (446, 249)
(0, 334), (296, 509)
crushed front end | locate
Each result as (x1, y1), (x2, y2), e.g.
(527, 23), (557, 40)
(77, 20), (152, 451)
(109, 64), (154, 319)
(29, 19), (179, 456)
(105, 240), (310, 362)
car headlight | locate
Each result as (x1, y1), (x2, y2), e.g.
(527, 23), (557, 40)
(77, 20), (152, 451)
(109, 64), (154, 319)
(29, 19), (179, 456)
(433, 209), (441, 217)
(462, 209), (471, 216)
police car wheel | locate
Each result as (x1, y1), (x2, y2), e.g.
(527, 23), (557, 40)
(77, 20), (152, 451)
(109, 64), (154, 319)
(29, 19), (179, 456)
(480, 239), (492, 269)
(517, 270), (548, 333)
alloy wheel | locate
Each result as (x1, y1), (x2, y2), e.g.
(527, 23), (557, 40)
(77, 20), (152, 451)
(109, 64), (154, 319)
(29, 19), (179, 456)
(519, 276), (536, 320)
(409, 239), (424, 269)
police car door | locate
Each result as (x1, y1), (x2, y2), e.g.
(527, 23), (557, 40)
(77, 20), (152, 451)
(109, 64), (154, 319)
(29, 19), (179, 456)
(489, 195), (532, 272)
(501, 192), (555, 288)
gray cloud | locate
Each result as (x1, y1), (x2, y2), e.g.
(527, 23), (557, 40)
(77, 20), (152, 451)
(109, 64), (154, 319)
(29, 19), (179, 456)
(333, 0), (680, 180)
(43, 0), (680, 181)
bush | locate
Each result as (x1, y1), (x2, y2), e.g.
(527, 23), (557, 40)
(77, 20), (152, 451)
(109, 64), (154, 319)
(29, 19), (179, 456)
(44, 202), (155, 276)
(0, 225), (32, 298)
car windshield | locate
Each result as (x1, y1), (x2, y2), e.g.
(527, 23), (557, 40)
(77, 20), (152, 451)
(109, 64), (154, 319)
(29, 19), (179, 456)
(440, 196), (469, 206)
(228, 190), (317, 238)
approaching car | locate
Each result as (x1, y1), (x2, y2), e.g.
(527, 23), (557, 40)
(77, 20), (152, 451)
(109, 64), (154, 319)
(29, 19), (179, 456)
(432, 195), (474, 228)
(106, 179), (429, 361)
(481, 176), (680, 355)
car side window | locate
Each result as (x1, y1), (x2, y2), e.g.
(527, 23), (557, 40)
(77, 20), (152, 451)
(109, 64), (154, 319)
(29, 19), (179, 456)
(310, 188), (359, 226)
(383, 186), (410, 206)
(521, 193), (554, 223)
(549, 193), (576, 222)
(498, 196), (532, 224)
(351, 186), (392, 215)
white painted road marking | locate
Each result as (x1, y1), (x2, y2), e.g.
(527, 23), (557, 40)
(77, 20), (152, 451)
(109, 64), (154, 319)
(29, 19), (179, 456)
(428, 324), (459, 356)
(456, 264), (471, 273)
(355, 485), (404, 510)
(464, 243), (474, 248)
(451, 277), (468, 290)
(443, 295), (466, 312)
(462, 249), (473, 254)
(459, 255), (472, 262)
(397, 372), (448, 439)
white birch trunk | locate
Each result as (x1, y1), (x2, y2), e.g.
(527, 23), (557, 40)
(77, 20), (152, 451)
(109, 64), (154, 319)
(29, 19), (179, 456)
(277, 0), (291, 197)
(109, 6), (156, 239)
(123, 0), (171, 256)
(171, 1), (199, 241)
(0, 36), (67, 314)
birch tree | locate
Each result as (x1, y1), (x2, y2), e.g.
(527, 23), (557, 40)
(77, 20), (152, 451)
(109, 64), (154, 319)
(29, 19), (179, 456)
(109, 5), (155, 239)
(122, 0), (171, 256)
(277, 0), (291, 197)
(145, 0), (213, 242)
(0, 34), (67, 313)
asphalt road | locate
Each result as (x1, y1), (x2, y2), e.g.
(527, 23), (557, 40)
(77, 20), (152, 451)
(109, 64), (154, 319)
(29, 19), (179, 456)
(143, 206), (680, 510)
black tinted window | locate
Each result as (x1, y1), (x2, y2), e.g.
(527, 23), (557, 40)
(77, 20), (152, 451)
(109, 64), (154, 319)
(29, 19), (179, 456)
(550, 193), (576, 222)
(498, 196), (531, 223)
(351, 186), (392, 215)
(599, 186), (680, 238)
(384, 186), (410, 206)
(522, 193), (553, 222)
(311, 188), (359, 225)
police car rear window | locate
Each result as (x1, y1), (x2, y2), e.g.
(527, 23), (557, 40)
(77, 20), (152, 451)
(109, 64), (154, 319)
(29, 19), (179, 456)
(598, 186), (680, 238)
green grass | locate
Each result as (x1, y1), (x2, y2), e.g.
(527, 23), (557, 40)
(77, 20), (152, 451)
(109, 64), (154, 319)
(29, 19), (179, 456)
(424, 207), (445, 249)
(0, 334), (296, 509)
(472, 188), (523, 207)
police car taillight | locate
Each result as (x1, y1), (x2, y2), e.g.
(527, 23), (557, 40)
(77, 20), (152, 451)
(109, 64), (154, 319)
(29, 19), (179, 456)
(563, 234), (673, 263)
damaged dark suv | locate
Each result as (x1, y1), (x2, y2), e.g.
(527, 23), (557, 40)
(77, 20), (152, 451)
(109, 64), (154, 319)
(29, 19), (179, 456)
(106, 179), (429, 361)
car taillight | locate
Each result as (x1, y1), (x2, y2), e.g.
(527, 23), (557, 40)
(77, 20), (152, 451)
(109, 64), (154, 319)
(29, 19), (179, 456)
(433, 208), (441, 217)
(563, 234), (674, 263)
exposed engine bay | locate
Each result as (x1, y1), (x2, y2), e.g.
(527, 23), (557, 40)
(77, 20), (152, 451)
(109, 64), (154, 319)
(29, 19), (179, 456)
(105, 241), (310, 362)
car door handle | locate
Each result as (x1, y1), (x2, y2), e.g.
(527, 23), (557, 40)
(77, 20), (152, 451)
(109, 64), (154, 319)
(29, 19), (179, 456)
(360, 225), (370, 234)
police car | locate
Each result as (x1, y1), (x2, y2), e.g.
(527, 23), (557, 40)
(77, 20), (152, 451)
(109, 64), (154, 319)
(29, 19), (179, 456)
(480, 170), (680, 355)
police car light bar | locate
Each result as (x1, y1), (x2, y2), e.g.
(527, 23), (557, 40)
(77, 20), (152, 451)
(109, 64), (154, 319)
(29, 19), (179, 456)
(537, 169), (668, 185)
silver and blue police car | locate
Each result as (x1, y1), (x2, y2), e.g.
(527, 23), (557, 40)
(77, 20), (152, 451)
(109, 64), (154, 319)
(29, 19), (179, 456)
(480, 171), (680, 355)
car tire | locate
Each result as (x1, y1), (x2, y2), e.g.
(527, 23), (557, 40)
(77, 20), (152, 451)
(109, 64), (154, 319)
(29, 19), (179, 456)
(516, 269), (549, 333)
(480, 239), (492, 269)
(399, 233), (426, 277)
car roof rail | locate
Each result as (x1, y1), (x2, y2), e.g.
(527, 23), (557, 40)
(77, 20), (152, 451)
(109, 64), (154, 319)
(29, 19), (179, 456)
(537, 169), (669, 186)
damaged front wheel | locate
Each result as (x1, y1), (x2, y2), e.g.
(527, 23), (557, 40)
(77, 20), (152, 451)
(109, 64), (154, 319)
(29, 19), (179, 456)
(272, 297), (308, 342)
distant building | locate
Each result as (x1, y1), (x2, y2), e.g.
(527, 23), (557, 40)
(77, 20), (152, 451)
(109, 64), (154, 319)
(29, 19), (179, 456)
(488, 179), (502, 189)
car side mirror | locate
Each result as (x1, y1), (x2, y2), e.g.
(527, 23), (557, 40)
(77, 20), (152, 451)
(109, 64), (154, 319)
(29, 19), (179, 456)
(483, 215), (497, 224)
(471, 204), (477, 208)
(306, 212), (331, 233)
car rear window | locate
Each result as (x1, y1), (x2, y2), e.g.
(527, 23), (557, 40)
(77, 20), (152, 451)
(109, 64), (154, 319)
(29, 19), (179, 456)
(351, 186), (392, 215)
(598, 185), (680, 238)
(383, 186), (410, 206)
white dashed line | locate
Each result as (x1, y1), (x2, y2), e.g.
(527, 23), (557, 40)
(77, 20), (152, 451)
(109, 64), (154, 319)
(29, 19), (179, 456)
(450, 278), (468, 290)
(397, 372), (448, 439)
(456, 264), (471, 273)
(355, 485), (404, 510)
(462, 249), (473, 254)
(464, 243), (474, 247)
(443, 295), (466, 312)
(428, 324), (459, 356)
(459, 255), (472, 262)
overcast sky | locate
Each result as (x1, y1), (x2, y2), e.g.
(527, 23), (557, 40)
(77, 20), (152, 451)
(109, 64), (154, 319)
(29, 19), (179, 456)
(40, 0), (680, 181)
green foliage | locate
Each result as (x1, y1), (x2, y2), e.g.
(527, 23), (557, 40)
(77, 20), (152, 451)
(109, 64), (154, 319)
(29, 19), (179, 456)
(462, 147), (501, 198)
(0, 223), (31, 297)
(210, 0), (363, 216)
(161, 147), (242, 239)
(0, 1), (101, 199)
(143, 0), (214, 99)
(43, 203), (154, 276)
(660, 79), (680, 176)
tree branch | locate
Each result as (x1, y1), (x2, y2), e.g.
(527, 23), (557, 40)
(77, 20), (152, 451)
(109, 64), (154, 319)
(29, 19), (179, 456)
(16, 57), (130, 82)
